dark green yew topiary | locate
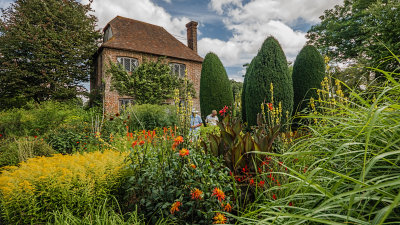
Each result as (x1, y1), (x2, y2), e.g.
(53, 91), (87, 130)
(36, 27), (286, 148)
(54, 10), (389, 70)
(245, 37), (293, 126)
(241, 60), (254, 123)
(200, 52), (233, 121)
(292, 45), (325, 114)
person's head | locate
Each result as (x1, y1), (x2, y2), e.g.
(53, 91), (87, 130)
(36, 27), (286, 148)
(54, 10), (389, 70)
(211, 110), (217, 117)
(192, 108), (199, 116)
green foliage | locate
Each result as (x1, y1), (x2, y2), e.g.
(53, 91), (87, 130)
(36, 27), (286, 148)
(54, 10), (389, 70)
(49, 199), (149, 225)
(123, 104), (177, 131)
(108, 59), (195, 105)
(0, 0), (101, 107)
(245, 37), (293, 126)
(235, 61), (400, 224)
(0, 101), (87, 137)
(230, 79), (243, 102)
(0, 137), (56, 167)
(241, 62), (253, 123)
(124, 138), (233, 224)
(0, 150), (129, 224)
(200, 52), (233, 121)
(292, 45), (325, 113)
(307, 0), (400, 76)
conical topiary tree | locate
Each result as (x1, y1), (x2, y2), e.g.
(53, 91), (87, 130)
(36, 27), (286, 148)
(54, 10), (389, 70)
(245, 36), (293, 126)
(200, 52), (233, 122)
(241, 60), (254, 123)
(292, 45), (325, 114)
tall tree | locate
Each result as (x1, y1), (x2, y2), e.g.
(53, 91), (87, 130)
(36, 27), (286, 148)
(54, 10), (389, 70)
(200, 52), (233, 121)
(307, 0), (400, 74)
(292, 45), (325, 114)
(245, 37), (293, 126)
(0, 0), (101, 108)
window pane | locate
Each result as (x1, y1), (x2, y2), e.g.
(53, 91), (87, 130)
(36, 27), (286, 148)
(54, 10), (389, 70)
(131, 59), (138, 70)
(124, 58), (131, 71)
(180, 64), (186, 78)
(174, 64), (179, 76)
(117, 57), (122, 64)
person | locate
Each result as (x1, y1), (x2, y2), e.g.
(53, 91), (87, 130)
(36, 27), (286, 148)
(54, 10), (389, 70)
(190, 108), (203, 139)
(206, 110), (219, 126)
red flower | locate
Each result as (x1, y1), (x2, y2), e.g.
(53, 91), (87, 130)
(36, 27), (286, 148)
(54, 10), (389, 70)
(191, 188), (203, 200)
(249, 179), (254, 185)
(179, 148), (189, 157)
(138, 140), (145, 145)
(132, 141), (138, 148)
(212, 187), (226, 202)
(289, 202), (293, 206)
(34, 136), (37, 138)
(272, 194), (277, 200)
(268, 103), (273, 111)
(170, 201), (181, 214)
(0, 134), (2, 137)
(258, 181), (265, 187)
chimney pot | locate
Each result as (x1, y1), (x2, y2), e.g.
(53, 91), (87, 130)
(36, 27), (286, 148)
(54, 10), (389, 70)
(186, 21), (198, 53)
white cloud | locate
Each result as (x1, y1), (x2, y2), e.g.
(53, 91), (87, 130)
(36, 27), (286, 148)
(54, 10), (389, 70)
(162, 0), (172, 3)
(200, 0), (343, 68)
(82, 0), (189, 39)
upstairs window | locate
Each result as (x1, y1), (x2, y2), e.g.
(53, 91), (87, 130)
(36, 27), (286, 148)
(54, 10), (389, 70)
(103, 26), (113, 42)
(117, 57), (138, 72)
(169, 63), (186, 78)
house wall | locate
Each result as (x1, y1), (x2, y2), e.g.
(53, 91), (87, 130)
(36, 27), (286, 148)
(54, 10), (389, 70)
(96, 47), (201, 115)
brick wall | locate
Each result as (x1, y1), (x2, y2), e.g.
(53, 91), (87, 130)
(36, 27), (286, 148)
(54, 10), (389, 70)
(95, 47), (201, 115)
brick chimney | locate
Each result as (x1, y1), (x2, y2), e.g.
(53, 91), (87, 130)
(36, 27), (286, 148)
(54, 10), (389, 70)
(186, 21), (198, 53)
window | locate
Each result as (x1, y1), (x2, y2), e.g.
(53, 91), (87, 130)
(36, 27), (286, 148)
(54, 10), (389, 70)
(169, 63), (186, 78)
(103, 26), (113, 42)
(117, 57), (138, 72)
(119, 98), (134, 111)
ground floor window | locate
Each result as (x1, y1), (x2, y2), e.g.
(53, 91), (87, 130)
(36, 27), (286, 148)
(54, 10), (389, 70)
(119, 98), (134, 111)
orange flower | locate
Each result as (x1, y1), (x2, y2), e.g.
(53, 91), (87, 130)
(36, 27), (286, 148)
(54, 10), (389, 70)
(179, 148), (189, 157)
(174, 136), (184, 144)
(170, 201), (181, 214)
(190, 164), (196, 169)
(172, 142), (178, 150)
(224, 203), (232, 212)
(212, 187), (226, 202)
(191, 188), (203, 200)
(213, 213), (227, 224)
(132, 141), (138, 148)
(138, 140), (145, 145)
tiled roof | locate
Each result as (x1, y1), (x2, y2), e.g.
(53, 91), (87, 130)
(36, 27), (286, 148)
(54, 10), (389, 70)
(101, 16), (203, 63)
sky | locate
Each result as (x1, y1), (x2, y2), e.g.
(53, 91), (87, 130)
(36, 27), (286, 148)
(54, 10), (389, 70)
(0, 0), (343, 82)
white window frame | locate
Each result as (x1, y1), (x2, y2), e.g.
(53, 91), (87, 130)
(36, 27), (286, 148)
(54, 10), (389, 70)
(169, 63), (186, 78)
(117, 57), (138, 72)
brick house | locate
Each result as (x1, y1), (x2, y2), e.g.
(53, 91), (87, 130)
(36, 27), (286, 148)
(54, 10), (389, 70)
(91, 16), (203, 114)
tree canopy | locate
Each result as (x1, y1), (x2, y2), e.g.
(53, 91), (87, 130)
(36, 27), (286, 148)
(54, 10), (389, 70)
(0, 0), (101, 108)
(292, 45), (325, 114)
(245, 37), (293, 126)
(307, 0), (400, 73)
(200, 52), (233, 120)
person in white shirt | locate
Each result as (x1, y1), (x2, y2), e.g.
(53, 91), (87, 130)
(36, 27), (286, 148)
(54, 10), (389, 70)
(205, 110), (219, 126)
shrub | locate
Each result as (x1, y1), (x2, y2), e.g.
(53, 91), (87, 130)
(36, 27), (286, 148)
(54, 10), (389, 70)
(241, 60), (254, 123)
(245, 37), (293, 126)
(124, 136), (234, 224)
(123, 104), (177, 131)
(0, 101), (86, 137)
(0, 150), (129, 224)
(0, 136), (55, 167)
(200, 52), (233, 122)
(292, 45), (325, 113)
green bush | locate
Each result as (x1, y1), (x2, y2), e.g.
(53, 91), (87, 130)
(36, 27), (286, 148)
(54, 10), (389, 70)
(0, 101), (87, 137)
(292, 45), (325, 113)
(200, 52), (233, 122)
(0, 136), (56, 167)
(124, 137), (234, 224)
(123, 104), (177, 131)
(245, 37), (293, 126)
(241, 60), (254, 123)
(0, 150), (129, 224)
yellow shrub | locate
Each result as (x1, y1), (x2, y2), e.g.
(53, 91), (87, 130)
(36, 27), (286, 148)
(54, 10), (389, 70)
(0, 150), (129, 224)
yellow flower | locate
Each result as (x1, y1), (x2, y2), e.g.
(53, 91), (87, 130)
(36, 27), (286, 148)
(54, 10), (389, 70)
(213, 213), (227, 224)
